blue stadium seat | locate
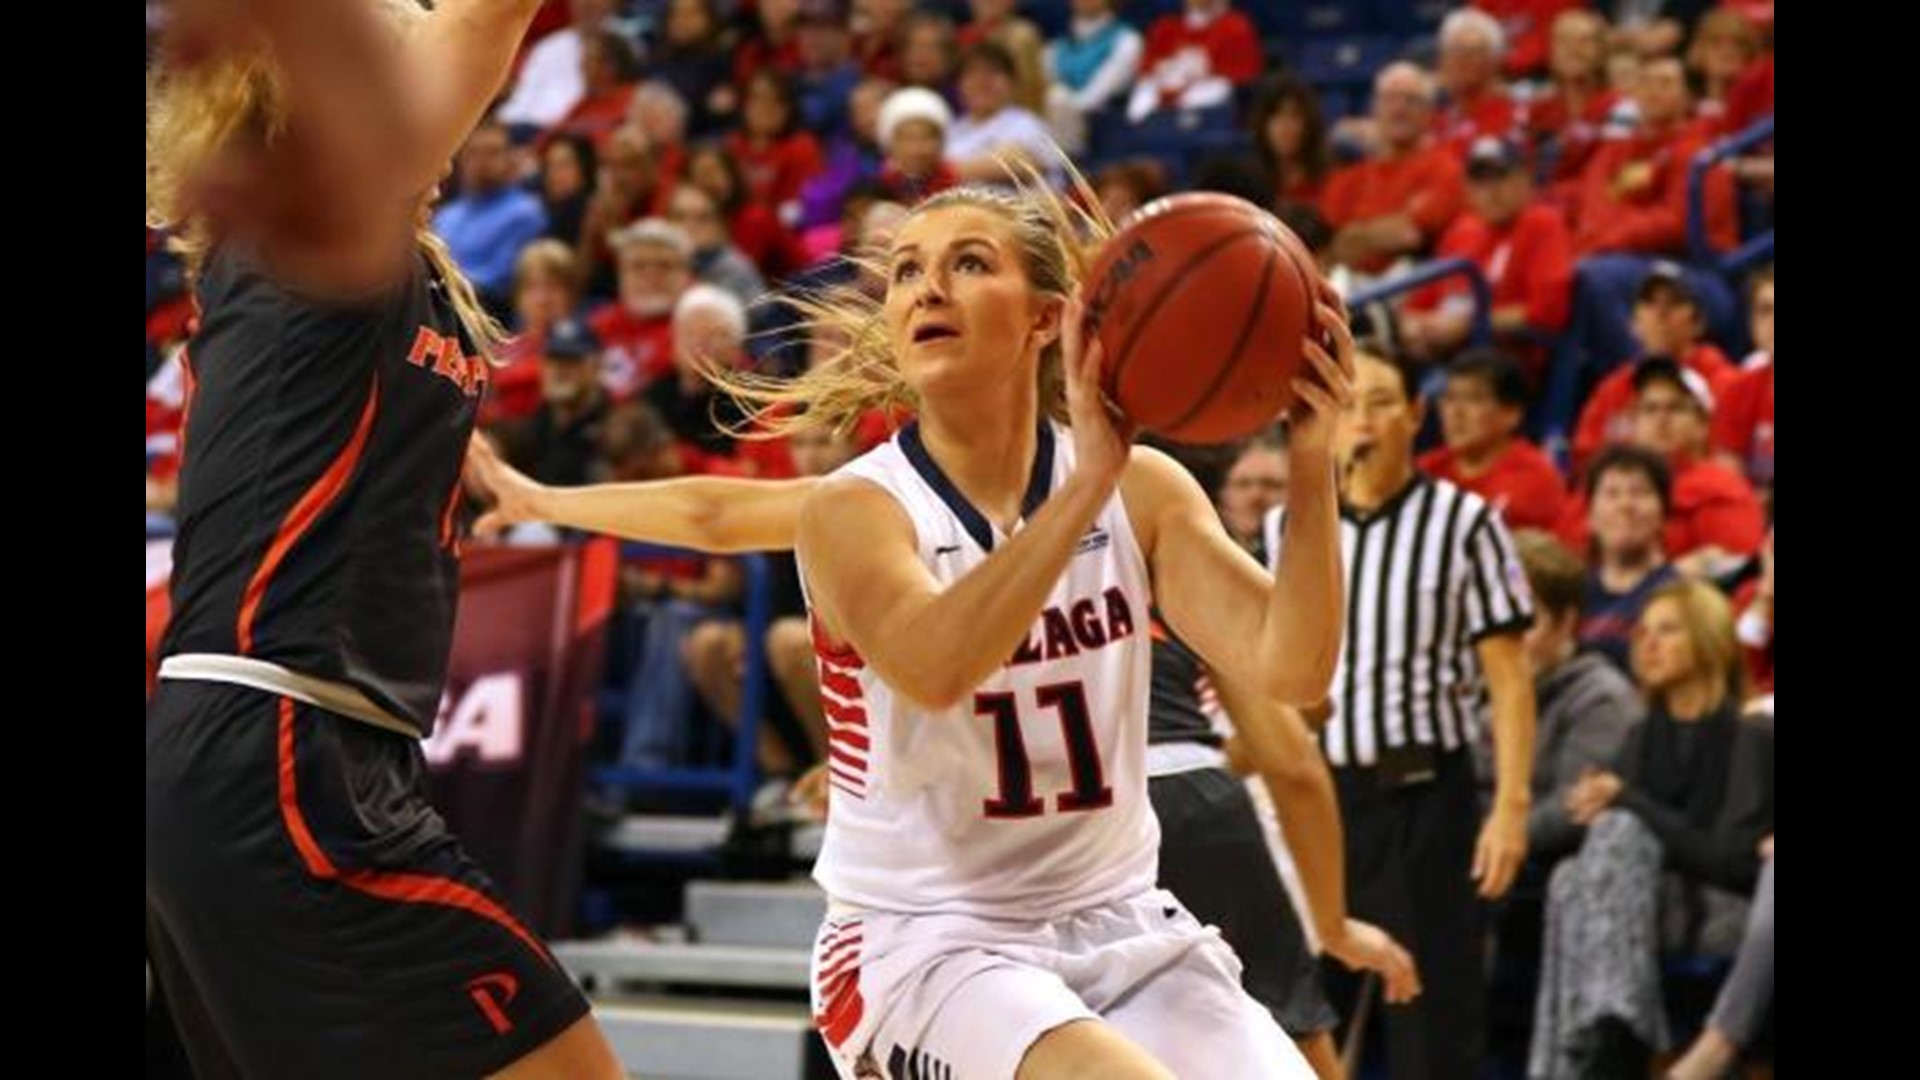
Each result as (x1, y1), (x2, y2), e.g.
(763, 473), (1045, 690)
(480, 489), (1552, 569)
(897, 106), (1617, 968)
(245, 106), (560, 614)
(1293, 34), (1401, 89)
(1093, 105), (1250, 187)
(1021, 0), (1072, 38)
(1119, 0), (1181, 28)
(1370, 0), (1452, 37)
(1270, 1), (1376, 38)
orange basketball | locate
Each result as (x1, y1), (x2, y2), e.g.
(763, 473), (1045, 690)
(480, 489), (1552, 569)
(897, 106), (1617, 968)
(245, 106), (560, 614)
(1083, 193), (1322, 444)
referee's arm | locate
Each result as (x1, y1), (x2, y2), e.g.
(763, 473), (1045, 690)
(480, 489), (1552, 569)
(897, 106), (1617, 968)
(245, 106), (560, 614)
(1464, 508), (1539, 900)
(1473, 631), (1536, 899)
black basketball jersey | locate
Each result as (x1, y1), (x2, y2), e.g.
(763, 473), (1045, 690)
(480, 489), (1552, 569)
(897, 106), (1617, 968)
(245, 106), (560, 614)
(1147, 613), (1223, 749)
(159, 248), (490, 733)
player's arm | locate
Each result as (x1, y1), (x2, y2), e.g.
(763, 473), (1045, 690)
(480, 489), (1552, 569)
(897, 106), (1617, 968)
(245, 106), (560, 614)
(1129, 293), (1354, 707)
(1215, 673), (1422, 1003)
(192, 0), (542, 216)
(798, 470), (1111, 710)
(465, 435), (812, 553)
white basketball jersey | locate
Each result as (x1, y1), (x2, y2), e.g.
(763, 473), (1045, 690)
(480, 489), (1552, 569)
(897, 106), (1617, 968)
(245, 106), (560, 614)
(804, 421), (1159, 919)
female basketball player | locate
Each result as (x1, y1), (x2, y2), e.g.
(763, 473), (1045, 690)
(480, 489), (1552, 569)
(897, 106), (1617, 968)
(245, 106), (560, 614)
(145, 2), (621, 1076)
(467, 447), (1422, 1080)
(472, 176), (1355, 1076)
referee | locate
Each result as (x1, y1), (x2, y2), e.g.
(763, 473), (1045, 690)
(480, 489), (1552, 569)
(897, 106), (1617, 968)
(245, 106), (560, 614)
(1265, 350), (1537, 1080)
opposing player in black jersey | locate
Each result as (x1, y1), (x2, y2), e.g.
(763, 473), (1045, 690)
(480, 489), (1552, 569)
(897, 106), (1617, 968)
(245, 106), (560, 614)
(145, 2), (621, 1076)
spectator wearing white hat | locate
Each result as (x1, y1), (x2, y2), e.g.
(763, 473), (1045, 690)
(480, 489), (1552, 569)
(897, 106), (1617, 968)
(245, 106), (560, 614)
(876, 86), (960, 203)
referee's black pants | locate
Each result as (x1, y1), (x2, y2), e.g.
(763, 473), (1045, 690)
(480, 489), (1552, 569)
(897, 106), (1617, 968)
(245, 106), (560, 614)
(1326, 748), (1485, 1080)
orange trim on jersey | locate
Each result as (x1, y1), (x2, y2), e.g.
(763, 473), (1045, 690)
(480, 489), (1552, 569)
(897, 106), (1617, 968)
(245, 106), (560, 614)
(276, 697), (340, 878)
(176, 349), (199, 469)
(274, 696), (555, 968)
(438, 474), (464, 553)
(238, 375), (381, 654)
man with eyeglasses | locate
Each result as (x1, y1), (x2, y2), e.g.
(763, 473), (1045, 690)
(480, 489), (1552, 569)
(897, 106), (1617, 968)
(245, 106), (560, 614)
(588, 219), (695, 400)
(1418, 348), (1568, 532)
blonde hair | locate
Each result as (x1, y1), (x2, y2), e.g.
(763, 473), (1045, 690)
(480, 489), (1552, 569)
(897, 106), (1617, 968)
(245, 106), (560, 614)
(514, 239), (582, 302)
(144, 0), (508, 356)
(712, 156), (1112, 438)
(1639, 579), (1746, 712)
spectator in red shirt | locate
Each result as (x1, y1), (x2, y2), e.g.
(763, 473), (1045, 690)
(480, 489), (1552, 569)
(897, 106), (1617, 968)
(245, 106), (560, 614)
(1125, 0), (1262, 124)
(1322, 63), (1468, 275)
(1419, 349), (1570, 531)
(727, 69), (828, 224)
(1570, 56), (1737, 257)
(1472, 0), (1584, 79)
(588, 219), (693, 400)
(1628, 358), (1765, 570)
(578, 125), (674, 296)
(1400, 136), (1575, 376)
(684, 142), (804, 279)
(1524, 7), (1620, 194)
(1686, 8), (1763, 132)
(1730, 528), (1773, 697)
(1723, 46), (1773, 135)
(1573, 262), (1738, 471)
(734, 0), (805, 89)
(486, 240), (587, 427)
(1249, 75), (1332, 213)
(626, 81), (692, 189)
(1712, 265), (1773, 499)
(1435, 9), (1520, 160)
(544, 29), (638, 150)
(853, 0), (913, 82)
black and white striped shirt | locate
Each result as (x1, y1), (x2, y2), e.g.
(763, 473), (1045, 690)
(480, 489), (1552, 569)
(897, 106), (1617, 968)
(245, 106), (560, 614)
(1264, 476), (1534, 768)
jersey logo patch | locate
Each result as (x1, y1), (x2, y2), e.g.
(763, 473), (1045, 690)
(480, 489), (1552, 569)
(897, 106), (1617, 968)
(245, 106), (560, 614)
(406, 327), (490, 398)
(465, 971), (519, 1035)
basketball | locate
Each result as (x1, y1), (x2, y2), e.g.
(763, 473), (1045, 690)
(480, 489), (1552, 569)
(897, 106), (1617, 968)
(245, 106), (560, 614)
(1083, 192), (1323, 445)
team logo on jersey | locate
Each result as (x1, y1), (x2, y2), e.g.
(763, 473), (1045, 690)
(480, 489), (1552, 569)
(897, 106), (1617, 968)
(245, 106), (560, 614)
(406, 327), (490, 398)
(1008, 586), (1137, 666)
(465, 971), (519, 1035)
